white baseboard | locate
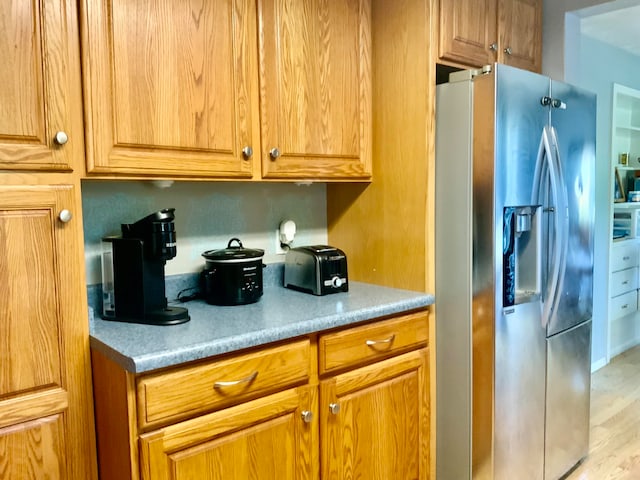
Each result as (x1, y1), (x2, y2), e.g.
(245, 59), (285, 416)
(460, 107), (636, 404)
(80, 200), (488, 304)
(610, 337), (640, 359)
(591, 357), (607, 373)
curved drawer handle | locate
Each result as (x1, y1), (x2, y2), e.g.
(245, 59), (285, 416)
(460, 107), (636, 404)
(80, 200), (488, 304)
(365, 334), (396, 348)
(213, 371), (258, 389)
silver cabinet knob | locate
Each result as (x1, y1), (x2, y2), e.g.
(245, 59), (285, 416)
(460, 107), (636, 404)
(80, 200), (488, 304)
(242, 146), (253, 159)
(269, 147), (281, 159)
(504, 46), (512, 55)
(301, 410), (313, 423)
(329, 403), (341, 415)
(58, 209), (73, 223)
(489, 43), (498, 52)
(54, 131), (68, 145)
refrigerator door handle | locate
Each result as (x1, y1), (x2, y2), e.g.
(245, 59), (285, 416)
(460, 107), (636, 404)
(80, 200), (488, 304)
(548, 126), (570, 312)
(532, 126), (568, 329)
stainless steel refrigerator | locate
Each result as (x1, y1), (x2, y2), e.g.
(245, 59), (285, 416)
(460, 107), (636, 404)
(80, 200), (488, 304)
(435, 64), (595, 480)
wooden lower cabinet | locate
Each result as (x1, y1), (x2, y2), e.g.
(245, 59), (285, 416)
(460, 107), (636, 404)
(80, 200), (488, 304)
(139, 386), (316, 480)
(320, 349), (429, 479)
(92, 310), (429, 480)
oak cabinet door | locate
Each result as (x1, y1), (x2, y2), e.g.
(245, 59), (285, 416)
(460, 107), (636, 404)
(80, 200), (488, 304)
(0, 415), (67, 479)
(438, 0), (541, 73)
(320, 349), (429, 480)
(498, 0), (542, 73)
(438, 0), (497, 67)
(82, 0), (260, 178)
(0, 185), (96, 480)
(140, 386), (315, 480)
(0, 0), (82, 171)
(258, 0), (372, 180)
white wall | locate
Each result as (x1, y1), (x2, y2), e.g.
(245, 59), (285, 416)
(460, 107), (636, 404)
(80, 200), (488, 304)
(542, 0), (614, 79)
(567, 35), (640, 367)
(81, 180), (328, 285)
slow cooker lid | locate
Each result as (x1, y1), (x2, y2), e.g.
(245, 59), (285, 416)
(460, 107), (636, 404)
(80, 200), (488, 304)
(202, 237), (264, 261)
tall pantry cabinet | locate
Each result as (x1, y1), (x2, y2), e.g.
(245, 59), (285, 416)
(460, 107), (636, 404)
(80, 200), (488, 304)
(0, 1), (97, 478)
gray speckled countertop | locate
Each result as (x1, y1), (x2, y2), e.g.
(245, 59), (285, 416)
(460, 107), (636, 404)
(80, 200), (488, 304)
(89, 281), (434, 374)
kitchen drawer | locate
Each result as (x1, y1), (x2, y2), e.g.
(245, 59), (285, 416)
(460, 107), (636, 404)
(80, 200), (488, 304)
(318, 310), (428, 375)
(610, 267), (639, 297)
(137, 338), (310, 429)
(610, 290), (638, 321)
(611, 242), (639, 271)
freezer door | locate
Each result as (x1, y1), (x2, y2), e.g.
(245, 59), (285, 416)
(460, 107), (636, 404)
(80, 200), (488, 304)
(545, 320), (592, 480)
(547, 81), (596, 336)
(494, 301), (546, 480)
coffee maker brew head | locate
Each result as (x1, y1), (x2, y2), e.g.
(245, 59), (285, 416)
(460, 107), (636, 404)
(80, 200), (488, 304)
(121, 208), (177, 261)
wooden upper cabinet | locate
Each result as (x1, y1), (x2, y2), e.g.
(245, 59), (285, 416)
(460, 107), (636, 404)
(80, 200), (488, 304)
(82, 0), (372, 180)
(438, 0), (541, 73)
(438, 0), (497, 67)
(258, 0), (372, 180)
(498, 0), (542, 72)
(0, 0), (83, 172)
(82, 0), (261, 178)
(0, 185), (97, 480)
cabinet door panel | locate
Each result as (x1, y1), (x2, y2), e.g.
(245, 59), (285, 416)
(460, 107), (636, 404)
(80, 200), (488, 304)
(0, 185), (97, 480)
(0, 203), (62, 396)
(84, 0), (259, 177)
(0, 414), (66, 479)
(171, 415), (296, 479)
(438, 0), (497, 67)
(259, 0), (371, 179)
(498, 0), (541, 72)
(140, 386), (314, 480)
(320, 349), (429, 479)
(0, 0), (79, 171)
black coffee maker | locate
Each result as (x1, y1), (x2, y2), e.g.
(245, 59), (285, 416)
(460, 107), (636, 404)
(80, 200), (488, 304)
(101, 208), (190, 325)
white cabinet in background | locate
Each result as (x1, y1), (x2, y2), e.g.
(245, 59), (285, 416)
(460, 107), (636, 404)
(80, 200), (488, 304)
(611, 83), (640, 170)
(608, 239), (640, 358)
(607, 83), (640, 362)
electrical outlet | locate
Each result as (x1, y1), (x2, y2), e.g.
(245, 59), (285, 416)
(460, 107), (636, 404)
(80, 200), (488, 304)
(275, 228), (286, 255)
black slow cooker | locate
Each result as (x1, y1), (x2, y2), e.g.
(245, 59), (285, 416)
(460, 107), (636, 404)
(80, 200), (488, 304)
(201, 238), (264, 306)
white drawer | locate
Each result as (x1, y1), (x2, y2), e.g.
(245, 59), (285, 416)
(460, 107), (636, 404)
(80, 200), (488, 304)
(611, 242), (639, 271)
(610, 267), (639, 297)
(610, 290), (638, 321)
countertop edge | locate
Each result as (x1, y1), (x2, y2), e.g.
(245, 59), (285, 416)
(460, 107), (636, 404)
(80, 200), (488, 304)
(90, 286), (434, 374)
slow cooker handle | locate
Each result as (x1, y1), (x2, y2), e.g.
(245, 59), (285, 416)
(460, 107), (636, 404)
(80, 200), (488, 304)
(227, 238), (243, 249)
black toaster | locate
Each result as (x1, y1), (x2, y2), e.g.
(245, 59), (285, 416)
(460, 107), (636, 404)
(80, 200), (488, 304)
(284, 245), (348, 295)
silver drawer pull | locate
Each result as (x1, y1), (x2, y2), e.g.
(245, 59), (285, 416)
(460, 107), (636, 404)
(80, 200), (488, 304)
(213, 371), (258, 388)
(365, 334), (396, 347)
(622, 304), (629, 309)
(623, 256), (630, 260)
(622, 280), (629, 285)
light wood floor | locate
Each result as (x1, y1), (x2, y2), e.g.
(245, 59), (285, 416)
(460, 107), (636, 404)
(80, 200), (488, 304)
(564, 345), (640, 480)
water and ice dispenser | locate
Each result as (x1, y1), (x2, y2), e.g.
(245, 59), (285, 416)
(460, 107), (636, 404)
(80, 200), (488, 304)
(503, 205), (541, 307)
